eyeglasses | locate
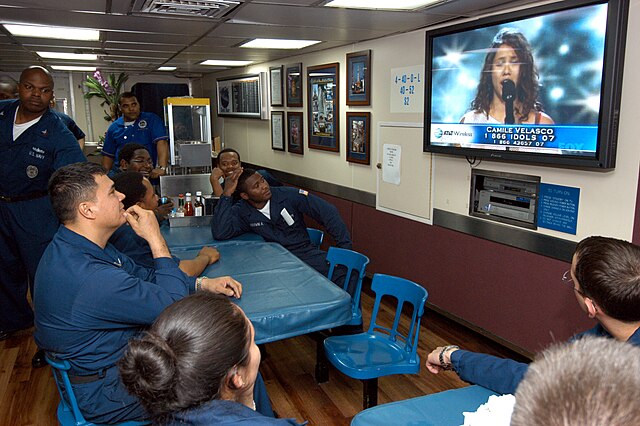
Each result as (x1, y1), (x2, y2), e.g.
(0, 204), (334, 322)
(562, 270), (585, 296)
(130, 158), (153, 165)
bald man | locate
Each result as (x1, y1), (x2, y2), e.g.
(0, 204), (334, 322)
(0, 75), (18, 100)
(0, 66), (85, 367)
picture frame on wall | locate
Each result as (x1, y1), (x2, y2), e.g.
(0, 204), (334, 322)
(307, 62), (339, 152)
(286, 63), (303, 107)
(346, 50), (371, 106)
(271, 111), (285, 151)
(269, 65), (284, 107)
(216, 74), (263, 118)
(287, 111), (304, 155)
(346, 112), (370, 164)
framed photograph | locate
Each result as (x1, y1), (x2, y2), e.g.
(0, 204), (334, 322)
(307, 62), (339, 152)
(346, 50), (371, 106)
(271, 111), (285, 151)
(286, 63), (303, 107)
(269, 65), (283, 107)
(287, 112), (304, 155)
(346, 112), (370, 164)
(216, 74), (262, 118)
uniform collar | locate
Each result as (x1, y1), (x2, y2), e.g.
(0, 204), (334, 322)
(57, 225), (125, 267)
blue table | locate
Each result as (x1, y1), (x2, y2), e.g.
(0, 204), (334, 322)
(161, 224), (262, 249)
(350, 385), (498, 426)
(172, 241), (352, 344)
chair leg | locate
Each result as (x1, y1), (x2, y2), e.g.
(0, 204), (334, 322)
(314, 335), (329, 383)
(362, 378), (378, 409)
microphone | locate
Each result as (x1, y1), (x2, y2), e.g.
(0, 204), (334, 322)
(501, 79), (516, 124)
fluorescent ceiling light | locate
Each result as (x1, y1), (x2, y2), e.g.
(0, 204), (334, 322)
(51, 65), (97, 71)
(4, 24), (100, 41)
(158, 66), (177, 71)
(200, 59), (253, 66)
(37, 51), (98, 60)
(324, 0), (440, 10)
(240, 38), (321, 49)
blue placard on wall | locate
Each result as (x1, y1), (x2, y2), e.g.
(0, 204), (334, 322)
(537, 183), (580, 234)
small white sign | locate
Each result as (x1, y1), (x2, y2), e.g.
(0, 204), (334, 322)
(382, 144), (401, 185)
(390, 65), (424, 113)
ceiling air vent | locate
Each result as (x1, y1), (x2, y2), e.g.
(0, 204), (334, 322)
(132, 0), (242, 19)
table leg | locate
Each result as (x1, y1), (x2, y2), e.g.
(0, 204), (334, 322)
(363, 378), (378, 409)
(314, 332), (329, 383)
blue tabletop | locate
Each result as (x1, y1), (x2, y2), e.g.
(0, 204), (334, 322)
(350, 385), (498, 426)
(172, 241), (352, 344)
(161, 224), (263, 249)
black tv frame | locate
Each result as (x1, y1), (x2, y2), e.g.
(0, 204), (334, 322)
(423, 0), (629, 170)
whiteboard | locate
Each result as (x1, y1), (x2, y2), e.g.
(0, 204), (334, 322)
(376, 122), (433, 224)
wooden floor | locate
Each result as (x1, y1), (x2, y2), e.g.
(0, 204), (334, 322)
(0, 283), (528, 426)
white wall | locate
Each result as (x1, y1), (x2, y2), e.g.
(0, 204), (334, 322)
(204, 0), (640, 242)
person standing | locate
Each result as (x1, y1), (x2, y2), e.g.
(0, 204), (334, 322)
(101, 92), (169, 179)
(0, 66), (85, 367)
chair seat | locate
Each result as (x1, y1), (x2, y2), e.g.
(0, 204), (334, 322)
(324, 332), (420, 380)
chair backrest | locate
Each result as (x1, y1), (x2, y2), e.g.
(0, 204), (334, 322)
(307, 227), (324, 247)
(368, 274), (428, 362)
(46, 354), (90, 426)
(326, 247), (370, 320)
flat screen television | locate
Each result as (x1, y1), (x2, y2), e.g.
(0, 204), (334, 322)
(423, 0), (629, 169)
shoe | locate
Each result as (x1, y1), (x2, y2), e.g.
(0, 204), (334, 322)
(32, 349), (47, 369)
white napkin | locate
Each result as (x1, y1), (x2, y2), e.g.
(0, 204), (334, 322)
(461, 394), (515, 426)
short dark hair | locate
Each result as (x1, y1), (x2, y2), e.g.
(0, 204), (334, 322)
(218, 148), (241, 162)
(119, 292), (251, 421)
(49, 162), (105, 224)
(112, 171), (147, 209)
(117, 143), (148, 163)
(118, 91), (136, 105)
(511, 336), (640, 426)
(236, 168), (257, 194)
(574, 236), (640, 322)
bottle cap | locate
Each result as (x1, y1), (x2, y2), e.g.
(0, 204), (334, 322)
(185, 192), (192, 196)
(196, 191), (202, 196)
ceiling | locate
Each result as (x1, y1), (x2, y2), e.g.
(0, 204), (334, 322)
(0, 0), (541, 78)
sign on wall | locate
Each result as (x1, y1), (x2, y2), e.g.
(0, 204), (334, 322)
(390, 65), (424, 114)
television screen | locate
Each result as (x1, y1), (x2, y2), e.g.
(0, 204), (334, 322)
(424, 0), (629, 169)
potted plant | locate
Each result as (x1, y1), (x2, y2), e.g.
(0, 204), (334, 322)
(83, 71), (128, 122)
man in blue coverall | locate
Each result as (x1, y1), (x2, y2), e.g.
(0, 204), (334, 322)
(426, 236), (640, 394)
(34, 162), (275, 423)
(0, 67), (85, 364)
(211, 168), (353, 282)
(101, 91), (169, 178)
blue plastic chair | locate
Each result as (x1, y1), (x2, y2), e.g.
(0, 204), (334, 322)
(46, 354), (149, 426)
(326, 247), (369, 326)
(323, 273), (429, 409)
(307, 227), (324, 247)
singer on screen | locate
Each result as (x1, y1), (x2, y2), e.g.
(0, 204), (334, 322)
(460, 28), (554, 125)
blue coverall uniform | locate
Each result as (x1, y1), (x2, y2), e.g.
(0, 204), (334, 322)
(34, 225), (272, 423)
(52, 110), (86, 141)
(0, 99), (85, 334)
(166, 399), (302, 425)
(450, 324), (640, 394)
(101, 111), (167, 169)
(211, 186), (352, 278)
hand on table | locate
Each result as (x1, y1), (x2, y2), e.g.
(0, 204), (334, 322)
(199, 246), (220, 265)
(202, 276), (242, 298)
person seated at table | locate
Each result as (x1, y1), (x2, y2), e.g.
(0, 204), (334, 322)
(210, 148), (282, 197)
(212, 168), (353, 285)
(110, 171), (219, 275)
(33, 162), (277, 424)
(511, 336), (640, 425)
(120, 292), (302, 425)
(113, 143), (174, 218)
(426, 236), (640, 394)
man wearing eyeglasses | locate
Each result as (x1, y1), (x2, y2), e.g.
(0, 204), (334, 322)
(425, 236), (640, 394)
(0, 66), (85, 366)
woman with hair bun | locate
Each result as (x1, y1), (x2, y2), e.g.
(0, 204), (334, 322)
(119, 292), (302, 425)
